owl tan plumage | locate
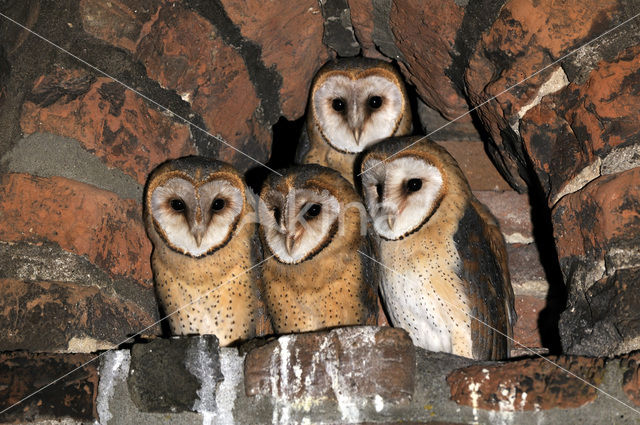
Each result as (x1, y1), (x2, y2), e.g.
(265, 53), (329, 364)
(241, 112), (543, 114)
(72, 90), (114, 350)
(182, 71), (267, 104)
(144, 156), (270, 346)
(258, 164), (378, 333)
(358, 136), (516, 360)
(296, 58), (412, 185)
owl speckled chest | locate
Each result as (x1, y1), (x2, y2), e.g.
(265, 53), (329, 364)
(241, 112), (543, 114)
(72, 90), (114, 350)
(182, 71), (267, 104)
(359, 136), (516, 360)
(144, 157), (270, 347)
(378, 212), (473, 358)
(258, 165), (379, 334)
(151, 221), (263, 345)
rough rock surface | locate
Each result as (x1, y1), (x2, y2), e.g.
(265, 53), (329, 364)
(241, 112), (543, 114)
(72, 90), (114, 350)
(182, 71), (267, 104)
(244, 326), (415, 404)
(128, 335), (222, 413)
(0, 352), (99, 423)
(448, 355), (606, 411)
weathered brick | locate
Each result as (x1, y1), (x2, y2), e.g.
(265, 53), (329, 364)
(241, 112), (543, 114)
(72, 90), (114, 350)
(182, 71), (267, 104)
(0, 352), (99, 423)
(0, 173), (152, 284)
(20, 70), (195, 184)
(79, 0), (161, 53)
(435, 141), (511, 191)
(0, 278), (158, 352)
(245, 327), (415, 404)
(136, 3), (269, 171)
(448, 355), (606, 411)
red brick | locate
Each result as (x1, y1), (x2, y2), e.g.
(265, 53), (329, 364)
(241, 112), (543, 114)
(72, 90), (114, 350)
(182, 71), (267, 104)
(20, 72), (194, 184)
(512, 295), (545, 350)
(0, 278), (159, 351)
(0, 173), (152, 284)
(473, 191), (532, 240)
(346, 0), (387, 61)
(222, 0), (331, 119)
(553, 168), (640, 261)
(390, 0), (468, 119)
(79, 0), (162, 53)
(0, 352), (98, 423)
(521, 45), (640, 203)
(448, 355), (606, 411)
(465, 0), (619, 189)
(136, 3), (269, 171)
(437, 141), (511, 191)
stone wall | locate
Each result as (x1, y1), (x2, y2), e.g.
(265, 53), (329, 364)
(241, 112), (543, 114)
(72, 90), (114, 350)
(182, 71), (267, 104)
(0, 0), (639, 423)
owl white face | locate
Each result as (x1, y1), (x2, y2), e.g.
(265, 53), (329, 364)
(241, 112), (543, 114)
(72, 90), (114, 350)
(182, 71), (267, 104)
(260, 187), (340, 264)
(150, 177), (244, 257)
(313, 74), (405, 153)
(361, 156), (444, 240)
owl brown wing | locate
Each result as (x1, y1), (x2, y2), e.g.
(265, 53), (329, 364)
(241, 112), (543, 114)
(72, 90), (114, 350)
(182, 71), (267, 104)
(246, 191), (274, 337)
(359, 226), (382, 326)
(454, 199), (516, 360)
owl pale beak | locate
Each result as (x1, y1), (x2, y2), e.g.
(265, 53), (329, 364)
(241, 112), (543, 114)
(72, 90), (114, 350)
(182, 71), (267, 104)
(192, 224), (206, 247)
(285, 234), (296, 255)
(352, 128), (362, 145)
(387, 215), (396, 230)
(285, 227), (303, 255)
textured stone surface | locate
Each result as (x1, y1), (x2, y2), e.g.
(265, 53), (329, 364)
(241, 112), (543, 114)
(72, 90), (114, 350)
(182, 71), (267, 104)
(128, 335), (222, 413)
(464, 0), (640, 191)
(553, 168), (640, 293)
(0, 174), (152, 284)
(319, 0), (360, 56)
(437, 142), (511, 191)
(473, 191), (532, 242)
(220, 0), (330, 120)
(244, 327), (415, 404)
(20, 70), (195, 184)
(417, 101), (482, 142)
(561, 267), (640, 357)
(622, 352), (640, 407)
(554, 168), (640, 356)
(448, 356), (606, 411)
(390, 0), (468, 120)
(512, 294), (545, 350)
(506, 243), (548, 295)
(0, 278), (158, 352)
(136, 3), (269, 171)
(347, 0), (386, 60)
(520, 45), (640, 205)
(1, 132), (142, 200)
(79, 0), (161, 53)
(0, 352), (98, 423)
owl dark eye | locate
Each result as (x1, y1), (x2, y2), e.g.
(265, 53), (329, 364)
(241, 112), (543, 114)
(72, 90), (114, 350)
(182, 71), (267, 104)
(406, 178), (422, 193)
(332, 98), (346, 112)
(211, 198), (225, 211)
(368, 95), (383, 109)
(273, 207), (281, 225)
(304, 203), (322, 219)
(170, 198), (186, 212)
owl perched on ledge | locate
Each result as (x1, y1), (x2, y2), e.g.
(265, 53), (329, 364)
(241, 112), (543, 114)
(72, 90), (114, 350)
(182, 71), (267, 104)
(358, 136), (516, 360)
(296, 57), (412, 185)
(258, 164), (379, 333)
(144, 156), (270, 346)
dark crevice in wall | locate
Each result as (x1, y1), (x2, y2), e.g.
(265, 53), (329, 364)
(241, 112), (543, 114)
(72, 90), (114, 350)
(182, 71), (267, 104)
(524, 154), (567, 355)
(245, 115), (305, 193)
